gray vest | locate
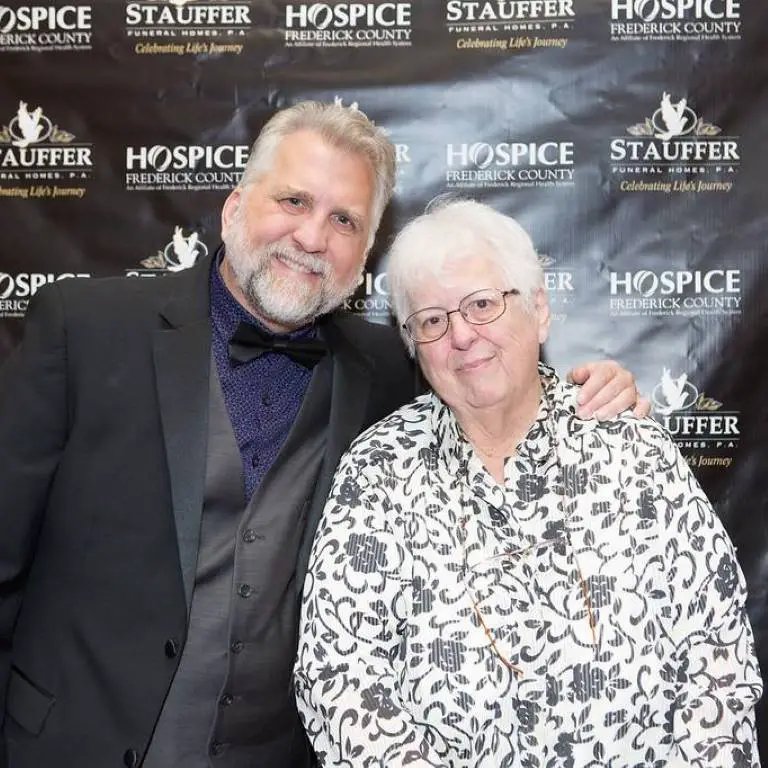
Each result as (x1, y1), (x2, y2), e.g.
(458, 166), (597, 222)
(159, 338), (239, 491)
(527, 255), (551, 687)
(144, 357), (331, 767)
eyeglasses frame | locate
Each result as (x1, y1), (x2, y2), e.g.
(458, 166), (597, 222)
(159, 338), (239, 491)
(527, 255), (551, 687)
(403, 288), (521, 345)
(455, 384), (598, 679)
(459, 518), (597, 678)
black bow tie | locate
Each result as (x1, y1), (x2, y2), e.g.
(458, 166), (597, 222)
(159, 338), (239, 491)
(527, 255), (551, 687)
(228, 321), (327, 369)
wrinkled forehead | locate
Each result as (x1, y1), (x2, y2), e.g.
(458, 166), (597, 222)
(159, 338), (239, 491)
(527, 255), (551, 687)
(252, 130), (375, 215)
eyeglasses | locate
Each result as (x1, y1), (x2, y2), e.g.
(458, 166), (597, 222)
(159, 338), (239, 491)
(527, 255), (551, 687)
(403, 288), (520, 344)
(458, 514), (597, 679)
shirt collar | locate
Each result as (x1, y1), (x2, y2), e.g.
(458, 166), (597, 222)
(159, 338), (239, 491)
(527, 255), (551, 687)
(430, 363), (586, 483)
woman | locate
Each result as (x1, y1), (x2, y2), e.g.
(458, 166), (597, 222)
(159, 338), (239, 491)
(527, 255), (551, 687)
(294, 200), (761, 767)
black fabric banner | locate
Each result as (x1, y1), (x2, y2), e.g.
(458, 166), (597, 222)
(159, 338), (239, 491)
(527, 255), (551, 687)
(1, 0), (766, 757)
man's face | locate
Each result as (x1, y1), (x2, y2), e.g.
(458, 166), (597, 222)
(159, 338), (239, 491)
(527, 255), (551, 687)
(220, 129), (375, 332)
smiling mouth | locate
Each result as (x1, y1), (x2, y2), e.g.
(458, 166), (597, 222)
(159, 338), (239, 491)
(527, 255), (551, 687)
(274, 251), (323, 277)
(458, 356), (493, 372)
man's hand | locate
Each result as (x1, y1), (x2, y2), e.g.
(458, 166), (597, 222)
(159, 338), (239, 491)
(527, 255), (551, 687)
(567, 360), (650, 420)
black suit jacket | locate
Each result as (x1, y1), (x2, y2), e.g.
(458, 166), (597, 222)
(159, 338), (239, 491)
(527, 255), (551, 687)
(0, 255), (416, 767)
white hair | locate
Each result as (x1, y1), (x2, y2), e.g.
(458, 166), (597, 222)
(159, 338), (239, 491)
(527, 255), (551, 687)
(386, 199), (545, 356)
(238, 100), (397, 252)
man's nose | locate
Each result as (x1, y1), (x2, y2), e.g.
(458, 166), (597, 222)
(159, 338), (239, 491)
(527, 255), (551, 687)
(292, 213), (328, 254)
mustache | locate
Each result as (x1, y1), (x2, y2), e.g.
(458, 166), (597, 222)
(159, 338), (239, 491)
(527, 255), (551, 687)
(264, 243), (330, 277)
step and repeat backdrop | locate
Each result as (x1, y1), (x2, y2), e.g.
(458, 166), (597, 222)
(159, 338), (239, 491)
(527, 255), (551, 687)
(1, 0), (767, 755)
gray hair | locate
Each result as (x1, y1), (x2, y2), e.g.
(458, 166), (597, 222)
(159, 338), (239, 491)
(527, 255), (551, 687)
(386, 199), (545, 356)
(239, 100), (397, 252)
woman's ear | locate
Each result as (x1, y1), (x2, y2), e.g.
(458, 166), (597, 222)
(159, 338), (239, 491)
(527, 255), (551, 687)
(534, 287), (551, 345)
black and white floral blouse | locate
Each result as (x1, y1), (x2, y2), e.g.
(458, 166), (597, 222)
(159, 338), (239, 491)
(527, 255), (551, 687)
(294, 366), (761, 768)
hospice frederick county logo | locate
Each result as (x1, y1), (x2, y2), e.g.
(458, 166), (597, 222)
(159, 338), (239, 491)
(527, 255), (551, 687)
(0, 271), (90, 318)
(610, 0), (740, 42)
(445, 139), (574, 189)
(446, 0), (574, 52)
(651, 368), (738, 465)
(0, 101), (92, 198)
(343, 270), (390, 323)
(283, 3), (412, 48)
(125, 142), (249, 191)
(0, 4), (92, 51)
(609, 92), (738, 193)
(126, 227), (209, 277)
(125, 0), (251, 56)
(608, 268), (741, 319)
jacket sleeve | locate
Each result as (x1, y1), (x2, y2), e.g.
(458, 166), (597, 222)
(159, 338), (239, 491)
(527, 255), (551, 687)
(653, 435), (762, 767)
(294, 451), (447, 768)
(0, 285), (69, 754)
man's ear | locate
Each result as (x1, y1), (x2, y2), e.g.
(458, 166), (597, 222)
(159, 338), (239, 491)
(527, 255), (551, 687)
(534, 287), (551, 344)
(221, 188), (242, 240)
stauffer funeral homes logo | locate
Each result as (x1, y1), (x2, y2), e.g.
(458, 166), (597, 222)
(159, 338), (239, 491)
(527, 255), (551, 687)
(611, 92), (738, 193)
(610, 0), (740, 42)
(333, 97), (412, 195)
(651, 368), (738, 467)
(609, 268), (741, 319)
(540, 254), (576, 323)
(127, 227), (209, 277)
(126, 0), (251, 56)
(0, 4), (92, 52)
(283, 3), (412, 48)
(446, 139), (574, 189)
(0, 270), (90, 318)
(0, 101), (92, 199)
(125, 142), (249, 191)
(381, 128), (411, 195)
(447, 0), (574, 52)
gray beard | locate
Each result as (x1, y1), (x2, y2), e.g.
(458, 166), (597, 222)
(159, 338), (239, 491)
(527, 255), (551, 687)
(223, 224), (362, 328)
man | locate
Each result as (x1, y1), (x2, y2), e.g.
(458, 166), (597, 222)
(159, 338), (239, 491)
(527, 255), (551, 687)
(0, 101), (643, 768)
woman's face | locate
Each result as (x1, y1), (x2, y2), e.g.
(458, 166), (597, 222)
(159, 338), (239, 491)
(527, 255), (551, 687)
(410, 253), (550, 416)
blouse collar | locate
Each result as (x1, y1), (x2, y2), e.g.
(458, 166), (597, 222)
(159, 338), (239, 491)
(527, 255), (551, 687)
(430, 363), (593, 485)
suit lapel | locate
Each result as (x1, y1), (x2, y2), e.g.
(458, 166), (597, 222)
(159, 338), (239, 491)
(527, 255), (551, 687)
(295, 316), (374, 593)
(153, 257), (212, 611)
(149, 268), (378, 608)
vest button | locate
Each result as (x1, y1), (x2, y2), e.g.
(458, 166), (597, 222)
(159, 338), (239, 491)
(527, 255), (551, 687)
(210, 741), (226, 756)
(237, 583), (254, 598)
(164, 639), (180, 658)
(123, 749), (139, 767)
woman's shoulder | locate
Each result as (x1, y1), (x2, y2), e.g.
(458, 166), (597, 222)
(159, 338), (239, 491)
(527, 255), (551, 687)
(554, 377), (675, 452)
(348, 392), (436, 455)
